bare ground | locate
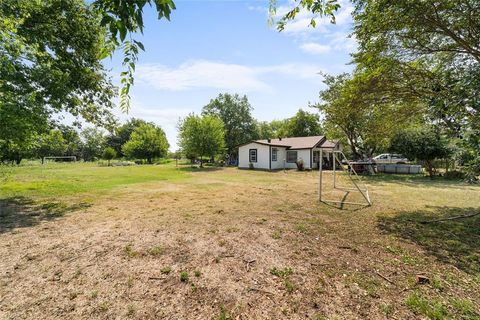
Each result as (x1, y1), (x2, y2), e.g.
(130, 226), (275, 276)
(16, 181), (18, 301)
(0, 168), (479, 319)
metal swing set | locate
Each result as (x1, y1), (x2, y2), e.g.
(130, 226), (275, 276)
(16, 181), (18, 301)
(318, 149), (372, 206)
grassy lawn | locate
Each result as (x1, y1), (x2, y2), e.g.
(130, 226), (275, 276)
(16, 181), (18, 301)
(0, 163), (479, 319)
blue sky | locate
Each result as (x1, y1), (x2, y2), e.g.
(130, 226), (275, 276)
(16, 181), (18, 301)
(107, 0), (356, 150)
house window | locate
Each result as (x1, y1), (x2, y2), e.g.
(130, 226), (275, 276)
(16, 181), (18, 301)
(271, 148), (278, 161)
(249, 149), (257, 162)
(286, 151), (297, 163)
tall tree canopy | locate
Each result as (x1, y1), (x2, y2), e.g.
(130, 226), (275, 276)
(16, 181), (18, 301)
(0, 0), (116, 164)
(106, 118), (149, 157)
(0, 0), (176, 164)
(390, 127), (452, 178)
(35, 130), (67, 164)
(202, 93), (257, 158)
(178, 114), (225, 167)
(284, 109), (323, 137)
(318, 72), (422, 159)
(81, 127), (106, 162)
(122, 123), (169, 164)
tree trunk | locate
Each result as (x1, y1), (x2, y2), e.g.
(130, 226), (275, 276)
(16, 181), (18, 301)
(426, 160), (434, 179)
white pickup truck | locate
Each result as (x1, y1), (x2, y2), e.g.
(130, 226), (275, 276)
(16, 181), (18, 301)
(372, 153), (409, 164)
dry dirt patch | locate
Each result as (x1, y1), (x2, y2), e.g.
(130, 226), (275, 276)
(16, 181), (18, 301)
(0, 168), (478, 319)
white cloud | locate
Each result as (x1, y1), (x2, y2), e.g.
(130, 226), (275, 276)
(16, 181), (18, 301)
(274, 0), (353, 36)
(114, 100), (193, 151)
(269, 0), (357, 54)
(300, 42), (331, 54)
(328, 31), (358, 51)
(136, 61), (270, 92)
(135, 60), (324, 92)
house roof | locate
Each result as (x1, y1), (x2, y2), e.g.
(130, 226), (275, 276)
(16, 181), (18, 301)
(255, 136), (325, 149)
(319, 139), (339, 149)
(237, 136), (340, 149)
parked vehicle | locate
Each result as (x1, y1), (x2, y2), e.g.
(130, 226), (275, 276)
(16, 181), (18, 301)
(372, 153), (409, 164)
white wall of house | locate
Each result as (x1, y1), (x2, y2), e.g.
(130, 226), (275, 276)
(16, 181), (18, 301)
(238, 142), (270, 169)
(239, 144), (319, 170)
(270, 147), (287, 170)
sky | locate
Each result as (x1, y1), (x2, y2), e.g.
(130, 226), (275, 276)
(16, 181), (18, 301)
(105, 0), (356, 150)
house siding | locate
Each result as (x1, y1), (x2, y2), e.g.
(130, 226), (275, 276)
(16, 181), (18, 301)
(238, 143), (271, 169)
(283, 149), (311, 169)
(270, 147), (288, 170)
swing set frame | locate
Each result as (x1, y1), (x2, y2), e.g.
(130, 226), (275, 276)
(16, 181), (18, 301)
(318, 149), (372, 206)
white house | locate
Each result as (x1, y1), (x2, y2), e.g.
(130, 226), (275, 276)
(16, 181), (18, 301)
(238, 136), (341, 170)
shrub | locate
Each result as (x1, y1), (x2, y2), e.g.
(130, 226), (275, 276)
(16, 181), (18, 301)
(444, 170), (465, 180)
(103, 147), (116, 166)
(296, 159), (304, 171)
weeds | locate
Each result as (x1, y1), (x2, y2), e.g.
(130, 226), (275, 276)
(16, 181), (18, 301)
(147, 245), (163, 256)
(450, 298), (479, 318)
(284, 278), (296, 293)
(127, 276), (134, 288)
(295, 224), (307, 233)
(124, 244), (139, 258)
(380, 303), (394, 317)
(126, 304), (135, 317)
(98, 301), (109, 312)
(271, 267), (295, 293)
(214, 306), (232, 320)
(180, 271), (189, 282)
(160, 266), (172, 274)
(270, 267), (293, 278)
(90, 290), (98, 299)
(272, 230), (282, 239)
(405, 291), (448, 320)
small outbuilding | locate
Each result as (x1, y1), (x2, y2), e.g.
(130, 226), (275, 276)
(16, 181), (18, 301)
(238, 136), (341, 170)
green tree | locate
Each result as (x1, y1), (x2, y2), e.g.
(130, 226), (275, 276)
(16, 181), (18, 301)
(270, 0), (340, 31)
(0, 0), (176, 161)
(81, 127), (106, 162)
(351, 0), (480, 166)
(103, 147), (117, 166)
(254, 119), (290, 140)
(318, 72), (422, 159)
(106, 118), (149, 157)
(284, 109), (322, 137)
(122, 123), (169, 164)
(203, 93), (257, 159)
(0, 0), (117, 133)
(35, 130), (67, 164)
(255, 121), (275, 140)
(0, 140), (35, 165)
(178, 114), (225, 167)
(58, 125), (82, 158)
(390, 127), (452, 178)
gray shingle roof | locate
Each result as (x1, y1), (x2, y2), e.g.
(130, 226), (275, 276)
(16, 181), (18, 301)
(254, 136), (330, 149)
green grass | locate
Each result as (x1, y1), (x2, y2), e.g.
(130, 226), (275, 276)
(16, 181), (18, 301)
(180, 271), (189, 282)
(0, 162), (189, 199)
(405, 291), (448, 320)
(270, 267), (294, 278)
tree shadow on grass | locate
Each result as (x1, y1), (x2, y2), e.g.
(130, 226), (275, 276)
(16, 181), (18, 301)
(0, 196), (92, 234)
(378, 206), (480, 275)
